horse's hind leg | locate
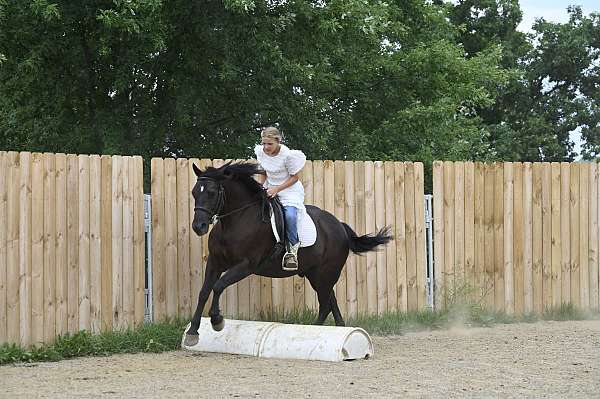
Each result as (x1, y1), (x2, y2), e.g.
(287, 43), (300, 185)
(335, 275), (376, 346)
(330, 292), (345, 326)
(314, 289), (333, 325)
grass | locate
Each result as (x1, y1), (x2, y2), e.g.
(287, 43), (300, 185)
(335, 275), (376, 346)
(0, 318), (188, 366)
(1, 303), (598, 366)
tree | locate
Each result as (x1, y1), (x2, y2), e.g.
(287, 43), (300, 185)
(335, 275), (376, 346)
(447, 1), (600, 161)
(0, 0), (509, 164)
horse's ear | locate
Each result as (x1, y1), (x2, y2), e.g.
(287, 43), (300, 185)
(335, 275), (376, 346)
(192, 163), (202, 177)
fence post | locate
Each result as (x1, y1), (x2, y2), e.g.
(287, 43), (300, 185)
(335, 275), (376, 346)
(144, 194), (153, 323)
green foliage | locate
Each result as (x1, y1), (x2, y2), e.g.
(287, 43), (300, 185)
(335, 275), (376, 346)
(0, 318), (188, 365)
(0, 0), (507, 163)
(0, 1), (597, 163)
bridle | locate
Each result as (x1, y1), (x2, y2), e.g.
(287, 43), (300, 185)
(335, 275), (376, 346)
(194, 177), (263, 225)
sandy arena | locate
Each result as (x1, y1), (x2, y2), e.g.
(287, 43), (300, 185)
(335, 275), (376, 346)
(2, 320), (599, 398)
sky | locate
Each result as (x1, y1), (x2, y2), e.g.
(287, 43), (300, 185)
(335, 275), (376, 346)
(518, 0), (598, 33)
(517, 1), (599, 158)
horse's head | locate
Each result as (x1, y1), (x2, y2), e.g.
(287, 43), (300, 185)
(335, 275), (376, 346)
(191, 161), (264, 236)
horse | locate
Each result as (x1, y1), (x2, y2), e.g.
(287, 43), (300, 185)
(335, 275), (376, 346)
(184, 161), (392, 347)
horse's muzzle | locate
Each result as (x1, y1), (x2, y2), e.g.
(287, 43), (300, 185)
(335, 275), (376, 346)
(192, 221), (209, 236)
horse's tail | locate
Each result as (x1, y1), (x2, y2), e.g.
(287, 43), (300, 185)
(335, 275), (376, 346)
(342, 223), (393, 254)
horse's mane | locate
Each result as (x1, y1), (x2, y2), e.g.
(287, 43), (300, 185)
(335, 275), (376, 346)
(200, 161), (265, 195)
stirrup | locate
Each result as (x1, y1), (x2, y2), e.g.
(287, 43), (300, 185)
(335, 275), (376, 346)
(282, 243), (300, 271)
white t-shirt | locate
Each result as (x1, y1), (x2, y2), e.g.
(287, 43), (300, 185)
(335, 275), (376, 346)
(254, 144), (306, 210)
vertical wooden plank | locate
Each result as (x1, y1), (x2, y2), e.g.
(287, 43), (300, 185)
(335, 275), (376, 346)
(176, 158), (191, 318)
(473, 163), (485, 304)
(513, 163), (524, 316)
(384, 162), (397, 312)
(443, 161), (455, 306)
(344, 161), (357, 318)
(78, 155), (91, 332)
(121, 157), (135, 329)
(19, 152), (32, 347)
(432, 162), (444, 309)
(454, 162), (465, 289)
(532, 163), (543, 314)
(334, 160), (347, 316)
(550, 163), (562, 308)
(415, 163), (426, 310)
(0, 153), (6, 344)
(66, 154), (79, 335)
(100, 156), (113, 331)
(31, 153), (44, 345)
(133, 156), (145, 326)
(7, 152), (20, 344)
(354, 161), (367, 315)
(483, 163), (495, 309)
(494, 163), (505, 312)
(523, 163), (534, 314)
(188, 159), (204, 317)
(364, 161), (377, 314)
(151, 158), (166, 322)
(0, 152), (6, 343)
(542, 162), (552, 306)
(405, 163), (417, 311)
(394, 162), (407, 312)
(120, 158), (134, 328)
(591, 164), (600, 311)
(579, 163), (589, 309)
(111, 156), (123, 330)
(374, 161), (387, 314)
(560, 162), (571, 305)
(55, 154), (68, 337)
(89, 155), (102, 333)
(464, 162), (475, 303)
(503, 163), (514, 315)
(45, 154), (59, 342)
(163, 158), (178, 319)
(569, 163), (579, 306)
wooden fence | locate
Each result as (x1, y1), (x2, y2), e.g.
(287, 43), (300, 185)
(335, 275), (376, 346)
(433, 161), (600, 314)
(0, 152), (145, 347)
(150, 158), (428, 322)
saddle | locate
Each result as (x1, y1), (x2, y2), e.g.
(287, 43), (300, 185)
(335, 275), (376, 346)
(260, 196), (286, 261)
(269, 196), (286, 245)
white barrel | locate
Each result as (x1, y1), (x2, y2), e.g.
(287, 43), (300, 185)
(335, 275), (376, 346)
(182, 318), (373, 362)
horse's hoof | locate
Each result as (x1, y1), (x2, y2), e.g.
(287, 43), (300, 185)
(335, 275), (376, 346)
(184, 333), (199, 347)
(211, 319), (225, 331)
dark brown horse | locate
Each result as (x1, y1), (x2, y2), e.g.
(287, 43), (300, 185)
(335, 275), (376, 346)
(184, 161), (392, 346)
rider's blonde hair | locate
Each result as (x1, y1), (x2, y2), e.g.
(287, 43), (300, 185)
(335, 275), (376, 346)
(261, 126), (282, 142)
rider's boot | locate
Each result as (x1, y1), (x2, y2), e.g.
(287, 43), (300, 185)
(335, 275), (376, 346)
(282, 242), (300, 271)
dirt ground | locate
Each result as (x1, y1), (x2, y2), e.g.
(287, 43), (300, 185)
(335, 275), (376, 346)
(2, 320), (599, 399)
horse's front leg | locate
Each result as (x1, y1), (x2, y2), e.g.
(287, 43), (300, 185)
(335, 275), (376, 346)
(184, 257), (221, 346)
(208, 259), (251, 331)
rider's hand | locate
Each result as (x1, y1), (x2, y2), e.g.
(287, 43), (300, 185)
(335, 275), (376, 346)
(266, 187), (279, 198)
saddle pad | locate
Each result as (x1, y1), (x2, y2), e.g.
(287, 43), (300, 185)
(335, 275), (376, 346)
(270, 207), (317, 248)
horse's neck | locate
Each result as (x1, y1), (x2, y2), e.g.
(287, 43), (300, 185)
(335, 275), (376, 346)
(222, 183), (261, 215)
